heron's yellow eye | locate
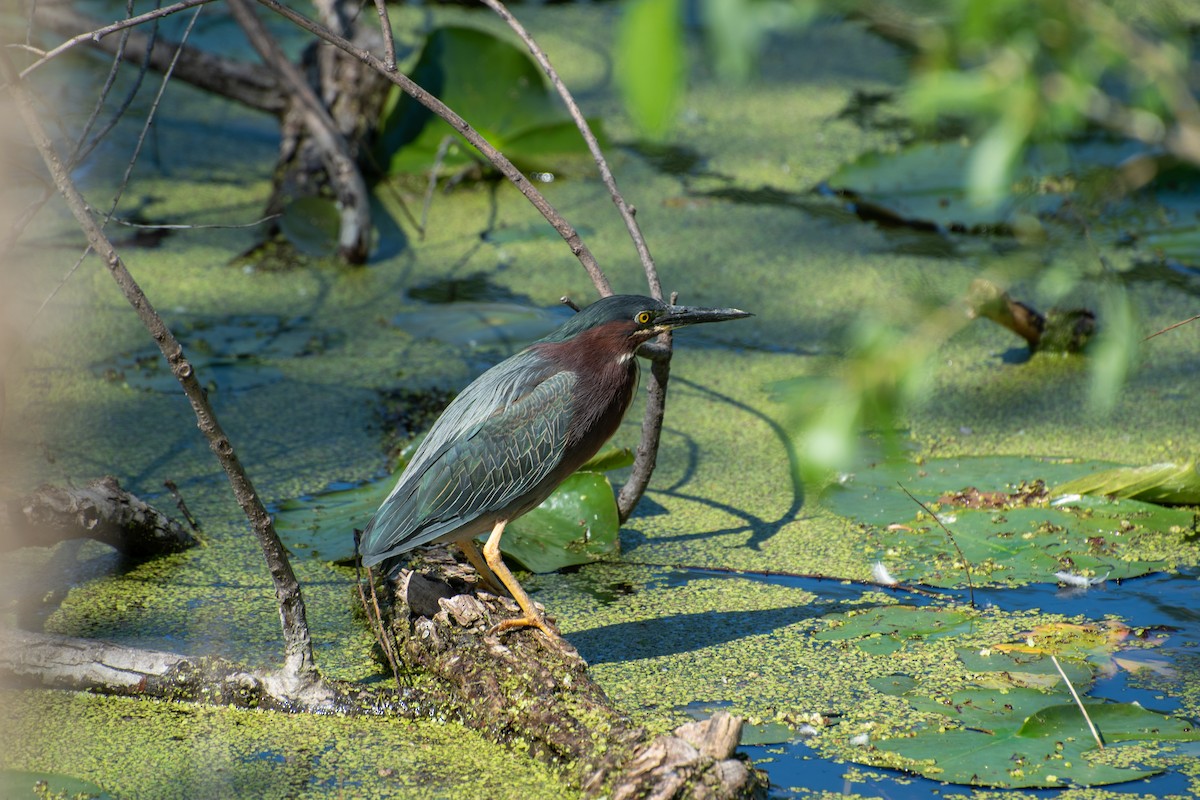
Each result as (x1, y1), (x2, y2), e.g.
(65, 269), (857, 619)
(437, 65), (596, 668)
(636, 310), (654, 325)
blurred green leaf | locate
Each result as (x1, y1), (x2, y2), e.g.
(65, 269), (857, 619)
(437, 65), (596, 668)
(616, 0), (685, 140)
(1088, 284), (1138, 416)
(1056, 460), (1200, 505)
(375, 26), (598, 175)
(700, 0), (816, 81)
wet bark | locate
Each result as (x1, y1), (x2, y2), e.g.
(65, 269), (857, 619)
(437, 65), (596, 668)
(5, 476), (198, 558)
(377, 547), (768, 799)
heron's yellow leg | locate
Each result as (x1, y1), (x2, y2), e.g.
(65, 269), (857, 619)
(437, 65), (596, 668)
(458, 539), (504, 595)
(482, 519), (564, 644)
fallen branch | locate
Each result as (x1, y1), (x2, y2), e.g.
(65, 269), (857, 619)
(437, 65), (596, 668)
(5, 476), (198, 557)
(376, 547), (767, 798)
(0, 627), (427, 714)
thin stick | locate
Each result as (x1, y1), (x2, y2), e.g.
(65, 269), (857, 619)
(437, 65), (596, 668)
(253, 0), (613, 297)
(369, 0), (397, 72)
(1143, 314), (1200, 341)
(479, 0), (660, 298)
(1, 47), (318, 681)
(1051, 654), (1104, 749)
(899, 483), (975, 608)
(478, 0), (675, 518)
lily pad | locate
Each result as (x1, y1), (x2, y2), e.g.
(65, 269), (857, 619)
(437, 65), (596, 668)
(277, 196), (341, 258)
(826, 456), (1183, 587)
(1055, 460), (1200, 506)
(873, 687), (1200, 788)
(825, 139), (1141, 233)
(375, 26), (599, 175)
(504, 471), (620, 573)
(272, 480), (386, 564)
(815, 605), (975, 655)
(956, 646), (1094, 691)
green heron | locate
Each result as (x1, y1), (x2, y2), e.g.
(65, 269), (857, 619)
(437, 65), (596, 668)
(358, 294), (751, 644)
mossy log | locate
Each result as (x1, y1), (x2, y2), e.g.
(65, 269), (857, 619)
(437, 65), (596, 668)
(371, 547), (768, 799)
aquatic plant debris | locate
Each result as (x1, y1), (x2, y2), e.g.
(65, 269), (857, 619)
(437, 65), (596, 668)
(826, 455), (1192, 587)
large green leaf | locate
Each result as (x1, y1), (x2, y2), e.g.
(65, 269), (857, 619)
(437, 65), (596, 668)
(825, 456), (1184, 586)
(504, 471), (620, 573)
(615, 0), (685, 140)
(274, 468), (621, 571)
(376, 26), (598, 175)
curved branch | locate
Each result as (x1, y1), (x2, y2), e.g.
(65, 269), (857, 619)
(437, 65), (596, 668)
(0, 48), (318, 682)
(226, 0), (371, 263)
(479, 0), (674, 520)
(479, 0), (660, 299)
(253, 0), (613, 296)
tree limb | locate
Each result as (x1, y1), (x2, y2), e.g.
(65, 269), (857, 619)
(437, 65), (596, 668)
(0, 627), (431, 714)
(0, 46), (319, 682)
(225, 0), (371, 263)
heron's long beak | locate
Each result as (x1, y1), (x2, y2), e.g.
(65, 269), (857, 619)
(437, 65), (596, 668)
(658, 304), (753, 329)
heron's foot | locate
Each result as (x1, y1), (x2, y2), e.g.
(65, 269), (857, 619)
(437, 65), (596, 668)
(491, 613), (579, 657)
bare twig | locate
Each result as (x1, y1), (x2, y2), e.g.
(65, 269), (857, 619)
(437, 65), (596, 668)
(899, 483), (975, 607)
(477, 1), (676, 520)
(369, 0), (397, 72)
(252, 0), (613, 296)
(163, 479), (202, 532)
(1050, 654), (1104, 749)
(618, 334), (672, 521)
(479, 0), (659, 298)
(27, 1), (283, 114)
(1143, 313), (1200, 341)
(0, 47), (319, 684)
(16, 0), (218, 79)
